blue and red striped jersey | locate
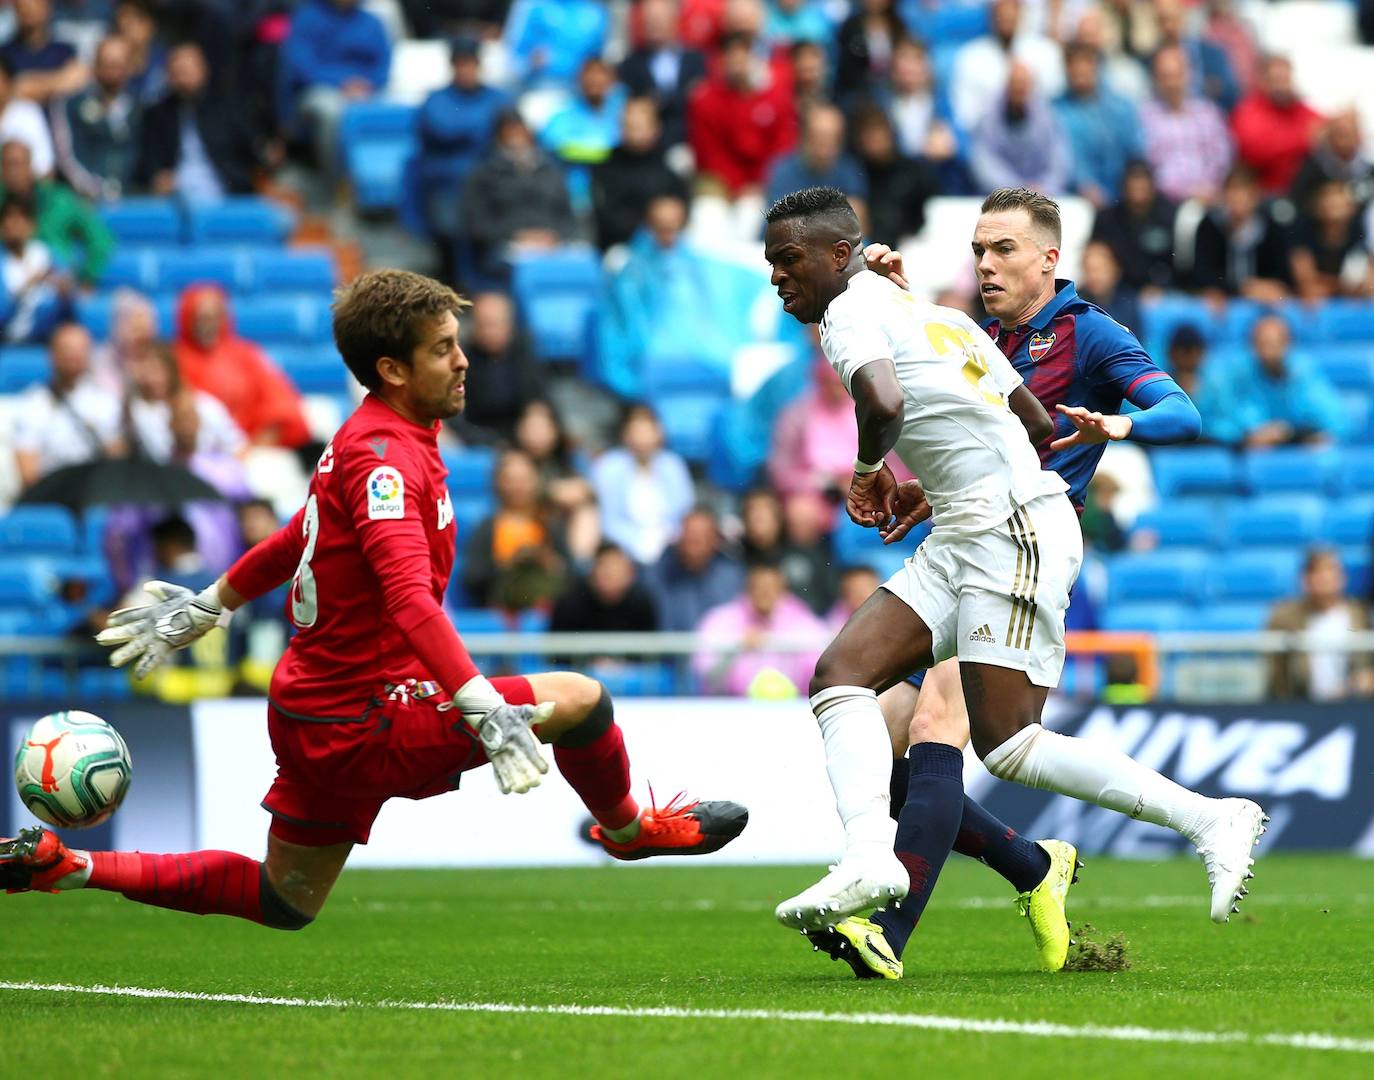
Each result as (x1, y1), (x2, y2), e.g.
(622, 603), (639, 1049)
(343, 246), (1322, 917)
(984, 279), (1169, 508)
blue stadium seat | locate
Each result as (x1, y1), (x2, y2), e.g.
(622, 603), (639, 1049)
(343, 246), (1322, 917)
(516, 608), (549, 633)
(0, 563), (47, 605)
(99, 199), (181, 244)
(158, 247), (249, 293)
(1343, 388), (1373, 442)
(450, 494), (493, 537)
(643, 356), (732, 396)
(1218, 299), (1265, 344)
(1107, 551), (1208, 605)
(339, 103), (418, 211)
(1189, 603), (1270, 632)
(1224, 494), (1325, 549)
(1316, 300), (1374, 343)
(275, 349), (348, 394)
(0, 345), (49, 392)
(252, 249), (337, 294)
(1322, 499), (1374, 546)
(1131, 500), (1220, 549)
(900, 0), (988, 45)
(511, 248), (602, 362)
(1141, 295), (1213, 358)
(0, 608), (59, 635)
(451, 608), (510, 634)
(1150, 446), (1241, 497)
(1238, 447), (1338, 495)
(75, 667), (133, 700)
(1315, 346), (1374, 390)
(658, 391), (725, 462)
(2, 659), (71, 699)
(1208, 550), (1303, 602)
(1100, 603), (1186, 633)
(0, 506), (79, 553)
(1339, 546), (1370, 595)
(600, 662), (677, 697)
(1335, 446), (1374, 493)
(442, 447), (497, 495)
(234, 296), (330, 345)
(187, 198), (294, 246)
(99, 247), (156, 291)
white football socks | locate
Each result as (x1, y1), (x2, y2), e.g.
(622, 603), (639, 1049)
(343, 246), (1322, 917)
(810, 685), (898, 854)
(984, 724), (1216, 843)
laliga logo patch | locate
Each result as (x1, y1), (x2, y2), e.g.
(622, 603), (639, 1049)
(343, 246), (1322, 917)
(1028, 332), (1056, 362)
(367, 467), (405, 520)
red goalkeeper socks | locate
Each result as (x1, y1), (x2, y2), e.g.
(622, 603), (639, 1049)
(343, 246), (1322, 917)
(553, 723), (639, 833)
(88, 850), (266, 923)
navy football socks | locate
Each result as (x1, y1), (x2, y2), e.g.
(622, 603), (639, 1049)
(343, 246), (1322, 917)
(888, 753), (1052, 899)
(953, 795), (1050, 895)
(871, 743), (964, 957)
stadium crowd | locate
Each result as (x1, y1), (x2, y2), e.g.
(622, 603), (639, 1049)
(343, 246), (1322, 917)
(1, 0), (1374, 702)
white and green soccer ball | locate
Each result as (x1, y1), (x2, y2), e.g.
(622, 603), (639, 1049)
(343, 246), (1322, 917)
(13, 710), (132, 828)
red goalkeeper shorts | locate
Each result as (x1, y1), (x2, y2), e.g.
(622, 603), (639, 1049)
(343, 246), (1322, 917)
(262, 675), (536, 846)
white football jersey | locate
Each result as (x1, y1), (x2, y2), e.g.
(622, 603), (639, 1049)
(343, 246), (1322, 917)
(820, 270), (1067, 533)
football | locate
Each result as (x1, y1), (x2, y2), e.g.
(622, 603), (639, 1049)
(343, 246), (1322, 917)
(13, 710), (132, 829)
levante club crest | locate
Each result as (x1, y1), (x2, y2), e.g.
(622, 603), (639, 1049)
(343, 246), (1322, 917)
(1028, 332), (1056, 362)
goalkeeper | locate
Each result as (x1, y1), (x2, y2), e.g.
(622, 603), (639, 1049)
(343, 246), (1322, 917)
(0, 270), (747, 925)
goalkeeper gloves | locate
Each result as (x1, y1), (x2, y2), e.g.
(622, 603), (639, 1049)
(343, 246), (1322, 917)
(446, 674), (551, 795)
(96, 580), (229, 680)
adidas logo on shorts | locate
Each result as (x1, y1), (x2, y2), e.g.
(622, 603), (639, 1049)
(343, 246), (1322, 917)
(968, 623), (997, 644)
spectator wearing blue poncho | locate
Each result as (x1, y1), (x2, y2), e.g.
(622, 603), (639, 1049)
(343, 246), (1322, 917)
(1207, 314), (1348, 448)
(541, 56), (626, 206)
(1054, 42), (1142, 208)
(595, 194), (754, 398)
(765, 0), (831, 45)
(504, 0), (608, 86)
(416, 38), (509, 250)
(278, 0), (390, 177)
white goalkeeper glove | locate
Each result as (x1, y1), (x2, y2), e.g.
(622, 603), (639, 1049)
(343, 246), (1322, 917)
(95, 580), (229, 680)
(445, 674), (551, 795)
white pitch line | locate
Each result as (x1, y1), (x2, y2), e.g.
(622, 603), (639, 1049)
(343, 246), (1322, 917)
(2, 982), (1372, 1055)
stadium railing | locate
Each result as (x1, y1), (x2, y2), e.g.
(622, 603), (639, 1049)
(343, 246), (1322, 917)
(5, 630), (1374, 704)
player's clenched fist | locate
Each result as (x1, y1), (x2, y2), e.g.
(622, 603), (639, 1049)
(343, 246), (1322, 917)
(847, 462), (897, 529)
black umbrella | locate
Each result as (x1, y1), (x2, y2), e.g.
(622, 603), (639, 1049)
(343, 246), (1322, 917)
(18, 458), (225, 509)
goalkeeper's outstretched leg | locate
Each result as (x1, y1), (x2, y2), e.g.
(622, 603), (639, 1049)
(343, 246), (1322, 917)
(3, 672), (747, 927)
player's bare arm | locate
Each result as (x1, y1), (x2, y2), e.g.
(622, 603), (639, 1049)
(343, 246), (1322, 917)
(847, 360), (905, 528)
(1010, 385), (1054, 445)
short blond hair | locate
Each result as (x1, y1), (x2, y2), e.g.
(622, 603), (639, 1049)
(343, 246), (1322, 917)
(980, 187), (1062, 248)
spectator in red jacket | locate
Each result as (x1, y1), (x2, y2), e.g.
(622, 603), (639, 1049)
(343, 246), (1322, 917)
(687, 30), (795, 198)
(1231, 54), (1323, 195)
(173, 285), (310, 449)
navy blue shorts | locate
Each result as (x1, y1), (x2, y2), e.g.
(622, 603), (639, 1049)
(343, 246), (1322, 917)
(904, 669), (927, 690)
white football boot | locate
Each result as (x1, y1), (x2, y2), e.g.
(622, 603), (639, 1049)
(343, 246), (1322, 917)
(1192, 798), (1268, 923)
(775, 847), (909, 930)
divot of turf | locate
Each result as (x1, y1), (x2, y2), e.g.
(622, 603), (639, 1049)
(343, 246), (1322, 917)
(1063, 923), (1131, 972)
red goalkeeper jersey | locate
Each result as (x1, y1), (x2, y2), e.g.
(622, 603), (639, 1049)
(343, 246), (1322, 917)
(226, 394), (476, 720)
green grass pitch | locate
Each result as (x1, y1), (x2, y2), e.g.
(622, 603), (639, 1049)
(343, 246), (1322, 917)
(3, 854), (1372, 1078)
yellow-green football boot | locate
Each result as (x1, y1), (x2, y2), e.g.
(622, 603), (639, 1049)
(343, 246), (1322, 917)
(1015, 840), (1083, 972)
(804, 916), (903, 980)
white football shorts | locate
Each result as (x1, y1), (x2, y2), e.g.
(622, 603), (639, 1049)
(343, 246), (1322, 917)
(881, 492), (1084, 688)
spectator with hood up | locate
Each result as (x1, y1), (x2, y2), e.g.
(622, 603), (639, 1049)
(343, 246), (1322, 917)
(173, 285), (310, 449)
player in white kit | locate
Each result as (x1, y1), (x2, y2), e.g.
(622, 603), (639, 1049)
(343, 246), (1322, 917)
(764, 188), (1265, 944)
